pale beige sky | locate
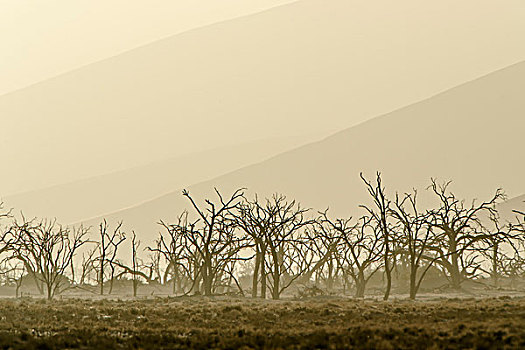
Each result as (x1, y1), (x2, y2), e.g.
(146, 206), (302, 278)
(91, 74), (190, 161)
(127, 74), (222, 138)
(0, 0), (296, 95)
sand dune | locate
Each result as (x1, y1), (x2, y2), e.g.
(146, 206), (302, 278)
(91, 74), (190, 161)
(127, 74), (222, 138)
(3, 135), (318, 223)
(80, 61), (525, 243)
(2, 0), (525, 197)
(0, 0), (296, 95)
(498, 195), (525, 222)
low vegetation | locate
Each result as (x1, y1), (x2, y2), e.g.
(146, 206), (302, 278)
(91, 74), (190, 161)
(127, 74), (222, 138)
(0, 296), (523, 349)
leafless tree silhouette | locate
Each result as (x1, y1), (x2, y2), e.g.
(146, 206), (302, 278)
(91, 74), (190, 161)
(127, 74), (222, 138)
(475, 213), (516, 288)
(131, 231), (140, 297)
(97, 220), (126, 295)
(150, 213), (194, 294)
(391, 190), (437, 299)
(321, 212), (382, 297)
(261, 195), (313, 300)
(0, 203), (13, 256)
(0, 177), (522, 301)
(0, 259), (25, 298)
(360, 172), (397, 301)
(182, 188), (247, 296)
(303, 214), (343, 290)
(6, 217), (88, 299)
(77, 246), (98, 286)
(233, 194), (272, 298)
(425, 179), (505, 289)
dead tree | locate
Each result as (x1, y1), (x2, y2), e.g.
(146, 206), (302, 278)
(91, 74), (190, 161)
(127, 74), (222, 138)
(262, 195), (313, 300)
(302, 210), (351, 290)
(0, 258), (25, 298)
(111, 232), (156, 297)
(328, 214), (383, 297)
(425, 179), (505, 290)
(391, 191), (436, 299)
(360, 172), (396, 301)
(507, 214), (525, 285)
(108, 231), (146, 297)
(77, 246), (98, 286)
(7, 217), (89, 300)
(0, 203), (13, 256)
(182, 188), (246, 296)
(152, 212), (197, 295)
(235, 194), (318, 299)
(474, 212), (517, 288)
(131, 231), (140, 297)
(143, 248), (162, 285)
(0, 204), (17, 294)
(97, 220), (126, 295)
(233, 194), (275, 298)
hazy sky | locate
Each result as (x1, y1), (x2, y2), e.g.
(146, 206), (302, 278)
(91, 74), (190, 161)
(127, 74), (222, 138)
(0, 0), (296, 95)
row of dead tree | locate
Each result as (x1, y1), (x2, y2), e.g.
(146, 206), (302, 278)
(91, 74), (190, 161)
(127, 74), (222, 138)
(0, 173), (524, 300)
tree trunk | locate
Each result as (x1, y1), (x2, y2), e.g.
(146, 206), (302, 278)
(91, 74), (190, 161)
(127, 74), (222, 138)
(203, 279), (213, 295)
(47, 284), (53, 300)
(343, 274), (349, 295)
(326, 260), (334, 291)
(355, 271), (366, 298)
(260, 246), (267, 299)
(173, 262), (180, 295)
(492, 243), (499, 288)
(252, 247), (261, 298)
(382, 216), (392, 301)
(383, 241), (392, 301)
(409, 266), (417, 300)
(260, 261), (267, 299)
(449, 244), (462, 290)
(272, 273), (280, 300)
(100, 266), (104, 295)
(191, 261), (201, 294)
(202, 260), (213, 296)
(271, 248), (280, 300)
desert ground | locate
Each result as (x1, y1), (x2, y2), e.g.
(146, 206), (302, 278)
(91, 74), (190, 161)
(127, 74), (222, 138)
(0, 294), (523, 349)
